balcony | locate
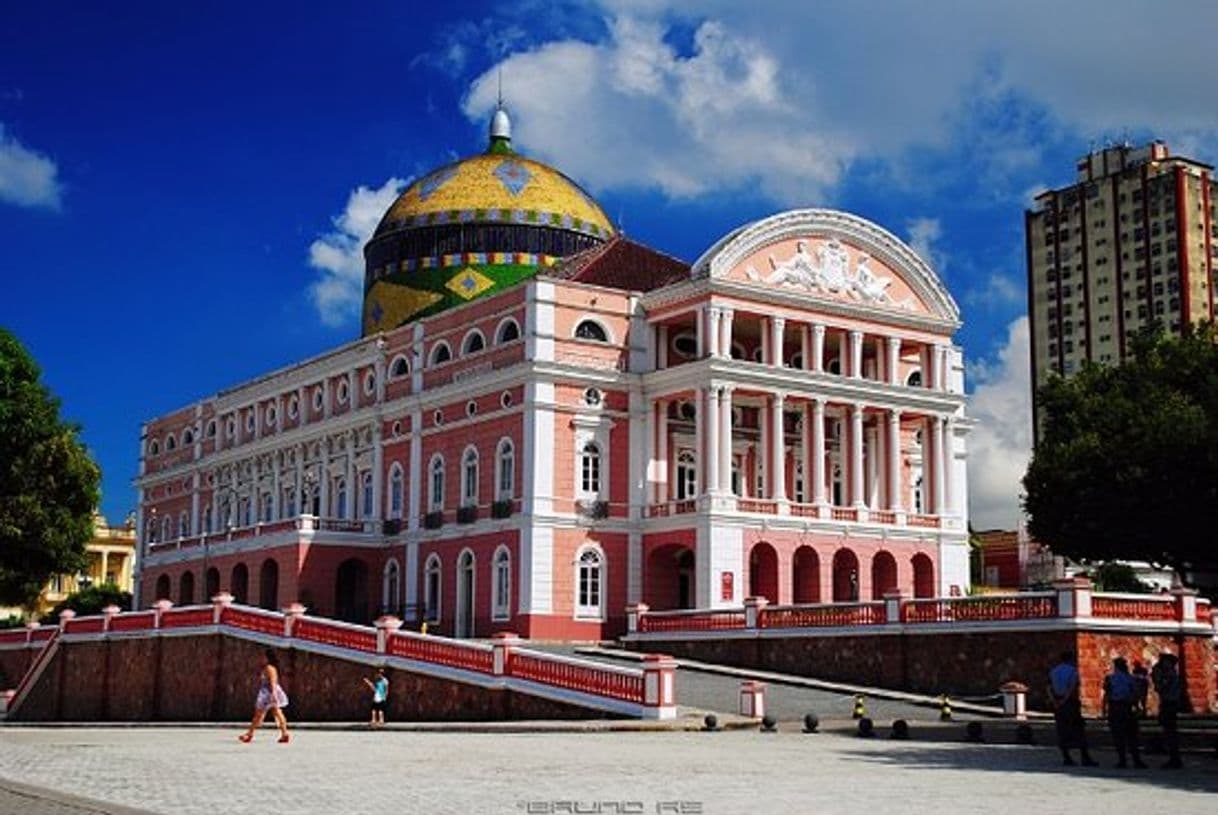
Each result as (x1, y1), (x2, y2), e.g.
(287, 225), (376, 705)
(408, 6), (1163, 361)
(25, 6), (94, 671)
(643, 498), (945, 529)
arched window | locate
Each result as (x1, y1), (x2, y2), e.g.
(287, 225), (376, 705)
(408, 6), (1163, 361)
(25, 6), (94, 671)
(261, 492), (273, 523)
(165, 433), (177, 452)
(676, 450), (697, 500)
(389, 464), (404, 519)
(429, 455), (445, 511)
(461, 447), (479, 507)
(430, 341), (452, 366)
(580, 442), (601, 495)
(178, 512), (189, 538)
(283, 487), (296, 518)
(179, 571), (195, 605)
(182, 427), (194, 446)
(575, 547), (604, 619)
(389, 355), (409, 379)
(462, 329), (486, 356)
(574, 319), (609, 342)
(495, 439), (515, 500)
(335, 478), (347, 519)
(492, 546), (511, 619)
(424, 555), (441, 623)
(362, 472), (374, 518)
(161, 516), (171, 542)
(155, 574), (171, 601)
(203, 505), (213, 534)
(495, 318), (520, 344)
(148, 439), (160, 456)
(383, 559), (401, 614)
(241, 498), (252, 527)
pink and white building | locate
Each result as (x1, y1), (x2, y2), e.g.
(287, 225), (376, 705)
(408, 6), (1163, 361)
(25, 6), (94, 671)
(136, 121), (970, 641)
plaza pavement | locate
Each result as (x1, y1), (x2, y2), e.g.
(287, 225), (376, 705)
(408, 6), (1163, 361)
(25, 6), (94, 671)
(0, 726), (1214, 815)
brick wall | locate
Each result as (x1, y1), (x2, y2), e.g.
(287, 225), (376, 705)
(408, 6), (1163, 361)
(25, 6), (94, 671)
(631, 627), (1217, 715)
(11, 633), (611, 722)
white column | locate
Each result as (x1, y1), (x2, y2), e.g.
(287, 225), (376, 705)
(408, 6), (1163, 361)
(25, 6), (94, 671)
(372, 425), (384, 521)
(407, 411), (422, 531)
(719, 309), (734, 359)
(937, 345), (949, 392)
(643, 398), (656, 505)
(294, 446), (304, 516)
(800, 324), (811, 370)
(932, 416), (946, 514)
(718, 386), (733, 493)
(345, 432), (357, 519)
(695, 309), (705, 359)
(799, 399), (810, 503)
(865, 425), (879, 508)
(693, 388), (705, 495)
(941, 418), (954, 515)
(770, 316), (786, 367)
(850, 404), (865, 507)
(849, 331), (863, 379)
(658, 325), (669, 369)
(812, 324), (825, 373)
(323, 379), (332, 418)
(656, 400), (669, 503)
(887, 410), (903, 511)
(319, 440), (331, 518)
(705, 387), (720, 495)
(811, 399), (826, 506)
(887, 337), (902, 386)
(706, 307), (720, 359)
(770, 392), (787, 501)
(190, 474), (200, 535)
(253, 402), (262, 440)
(271, 456), (281, 519)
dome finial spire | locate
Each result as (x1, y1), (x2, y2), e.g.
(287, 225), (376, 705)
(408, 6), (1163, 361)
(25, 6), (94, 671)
(488, 67), (512, 154)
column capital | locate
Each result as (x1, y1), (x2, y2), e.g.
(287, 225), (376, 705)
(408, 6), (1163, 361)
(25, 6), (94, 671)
(812, 322), (826, 335)
(849, 329), (862, 339)
(720, 307), (734, 319)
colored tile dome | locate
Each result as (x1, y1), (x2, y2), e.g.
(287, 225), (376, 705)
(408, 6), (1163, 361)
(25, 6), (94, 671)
(362, 107), (615, 336)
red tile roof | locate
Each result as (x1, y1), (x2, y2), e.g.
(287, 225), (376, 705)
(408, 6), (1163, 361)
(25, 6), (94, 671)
(545, 235), (689, 292)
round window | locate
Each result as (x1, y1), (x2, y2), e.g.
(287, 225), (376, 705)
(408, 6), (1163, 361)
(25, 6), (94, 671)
(433, 409), (444, 426)
(364, 371), (376, 395)
(673, 334), (698, 357)
(338, 381), (349, 404)
(466, 400), (478, 417)
(583, 387), (603, 407)
(288, 397), (299, 419)
(501, 391), (513, 409)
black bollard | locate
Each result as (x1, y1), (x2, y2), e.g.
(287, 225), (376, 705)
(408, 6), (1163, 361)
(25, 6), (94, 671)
(802, 713), (820, 733)
(891, 719), (910, 740)
(857, 717), (875, 738)
(703, 713), (719, 732)
(761, 714), (777, 732)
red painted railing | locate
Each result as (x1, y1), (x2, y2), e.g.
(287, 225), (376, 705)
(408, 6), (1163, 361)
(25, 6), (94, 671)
(639, 609), (746, 633)
(293, 618), (378, 652)
(762, 602), (887, 628)
(790, 503), (819, 517)
(908, 514), (940, 528)
(30, 626), (58, 642)
(902, 594), (1057, 623)
(387, 632), (494, 673)
(63, 616), (106, 634)
(508, 649), (643, 703)
(869, 509), (896, 525)
(737, 499), (777, 514)
(221, 606), (284, 637)
(0, 629), (30, 645)
(159, 607), (216, 629)
(831, 507), (857, 522)
(109, 612), (156, 632)
(1091, 595), (1177, 621)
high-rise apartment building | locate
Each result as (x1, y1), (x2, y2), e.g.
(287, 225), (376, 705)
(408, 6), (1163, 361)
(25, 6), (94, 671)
(1026, 141), (1218, 427)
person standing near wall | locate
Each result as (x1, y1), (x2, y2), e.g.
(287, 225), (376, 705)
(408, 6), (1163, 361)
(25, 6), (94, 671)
(1151, 653), (1183, 769)
(362, 668), (390, 729)
(1048, 651), (1097, 767)
(1102, 657), (1146, 769)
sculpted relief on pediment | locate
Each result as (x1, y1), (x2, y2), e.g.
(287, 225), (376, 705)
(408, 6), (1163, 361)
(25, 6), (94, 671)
(740, 237), (924, 313)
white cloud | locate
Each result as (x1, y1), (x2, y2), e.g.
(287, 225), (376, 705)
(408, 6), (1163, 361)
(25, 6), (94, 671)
(0, 124), (62, 210)
(460, 2), (1218, 206)
(966, 272), (1025, 308)
(967, 316), (1033, 529)
(308, 178), (406, 327)
(905, 217), (946, 273)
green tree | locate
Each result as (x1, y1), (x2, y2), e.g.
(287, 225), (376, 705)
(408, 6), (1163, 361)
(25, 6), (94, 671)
(0, 329), (100, 608)
(1023, 322), (1218, 577)
(1089, 562), (1152, 594)
(40, 583), (133, 624)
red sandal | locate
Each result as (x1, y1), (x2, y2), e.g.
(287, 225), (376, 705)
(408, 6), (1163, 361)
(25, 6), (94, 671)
(238, 733), (253, 743)
(278, 733), (291, 744)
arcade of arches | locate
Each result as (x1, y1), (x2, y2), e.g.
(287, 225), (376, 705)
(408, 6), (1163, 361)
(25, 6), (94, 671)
(642, 540), (936, 610)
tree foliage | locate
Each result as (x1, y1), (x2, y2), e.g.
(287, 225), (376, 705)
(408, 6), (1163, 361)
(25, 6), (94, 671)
(1088, 562), (1152, 594)
(40, 583), (133, 624)
(0, 329), (100, 608)
(1023, 323), (1218, 576)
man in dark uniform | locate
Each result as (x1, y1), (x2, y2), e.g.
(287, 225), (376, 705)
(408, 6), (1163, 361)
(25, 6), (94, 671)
(1048, 651), (1097, 766)
(1103, 657), (1147, 768)
(1152, 652), (1183, 769)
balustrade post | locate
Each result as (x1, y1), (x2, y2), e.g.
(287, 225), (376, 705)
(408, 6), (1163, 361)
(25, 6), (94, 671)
(57, 609), (76, 631)
(375, 615), (403, 654)
(641, 654), (677, 720)
(1053, 577), (1091, 619)
(1000, 682), (1028, 721)
(152, 599), (173, 629)
(24, 621), (40, 646)
(626, 603), (649, 634)
(1171, 587), (1197, 623)
(491, 632), (521, 676)
(739, 680), (766, 719)
(283, 602), (307, 638)
(101, 605), (121, 633)
(744, 596), (769, 629)
(883, 589), (908, 624)
(211, 592), (234, 625)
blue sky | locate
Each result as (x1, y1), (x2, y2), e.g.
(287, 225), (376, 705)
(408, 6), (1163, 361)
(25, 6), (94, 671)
(2, 1), (1216, 528)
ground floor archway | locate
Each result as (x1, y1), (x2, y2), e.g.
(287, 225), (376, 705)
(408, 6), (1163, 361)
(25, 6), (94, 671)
(792, 545), (820, 604)
(646, 543), (695, 610)
(912, 553), (935, 598)
(749, 542), (778, 602)
(871, 551), (898, 600)
(335, 558), (369, 623)
(832, 548), (860, 602)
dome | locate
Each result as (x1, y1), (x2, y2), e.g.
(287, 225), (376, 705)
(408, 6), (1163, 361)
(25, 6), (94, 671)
(361, 109), (614, 335)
